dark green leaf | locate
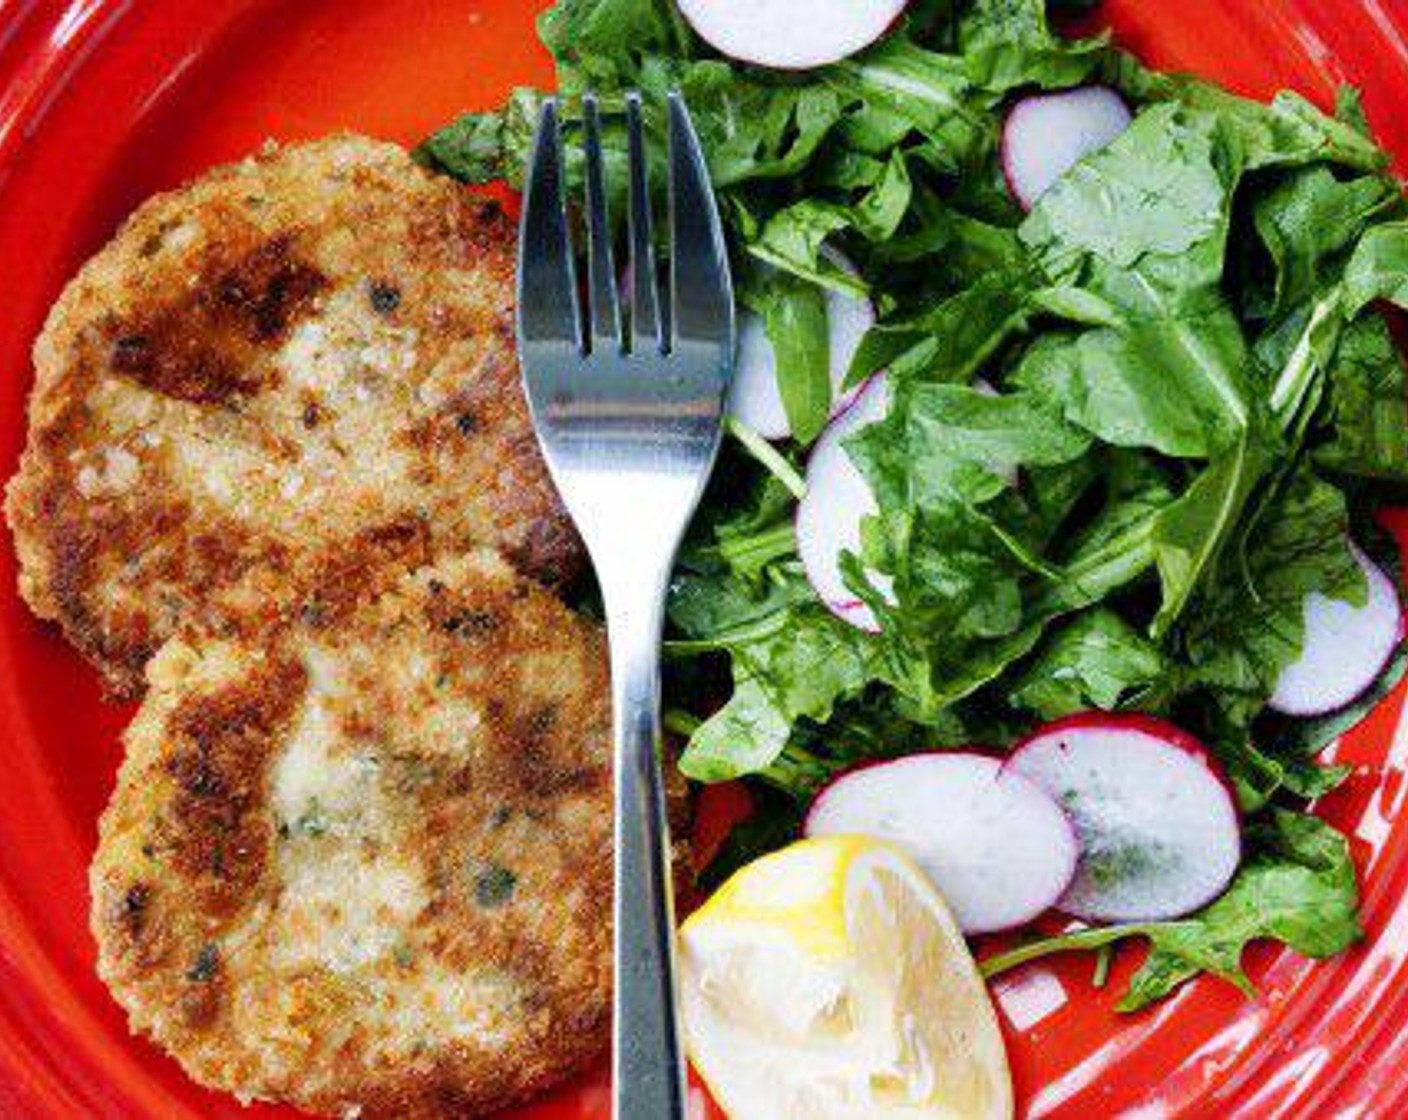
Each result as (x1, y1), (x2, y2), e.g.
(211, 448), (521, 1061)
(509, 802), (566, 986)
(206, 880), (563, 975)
(676, 575), (877, 782)
(1251, 167), (1400, 317)
(1150, 429), (1272, 635)
(822, 38), (995, 173)
(1013, 308), (1251, 458)
(957, 0), (1107, 93)
(1345, 221), (1408, 317)
(1315, 315), (1408, 481)
(1010, 609), (1166, 719)
(1178, 468), (1364, 707)
(741, 270), (832, 443)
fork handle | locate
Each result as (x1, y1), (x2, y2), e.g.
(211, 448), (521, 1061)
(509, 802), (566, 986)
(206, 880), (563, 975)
(604, 579), (689, 1120)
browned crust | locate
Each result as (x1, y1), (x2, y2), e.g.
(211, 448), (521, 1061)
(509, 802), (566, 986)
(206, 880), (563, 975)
(106, 232), (329, 405)
(91, 552), (616, 1117)
(5, 134), (581, 697)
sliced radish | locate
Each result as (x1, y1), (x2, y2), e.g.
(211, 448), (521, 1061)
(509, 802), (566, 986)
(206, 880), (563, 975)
(805, 752), (1078, 934)
(1002, 86), (1133, 210)
(1269, 544), (1404, 716)
(677, 0), (908, 71)
(731, 252), (875, 440)
(797, 374), (891, 629)
(1005, 714), (1240, 923)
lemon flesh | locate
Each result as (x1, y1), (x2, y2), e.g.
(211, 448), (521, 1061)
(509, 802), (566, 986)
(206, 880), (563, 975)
(680, 836), (1012, 1120)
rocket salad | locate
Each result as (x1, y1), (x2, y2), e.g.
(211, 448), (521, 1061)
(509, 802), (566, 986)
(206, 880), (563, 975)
(422, 0), (1408, 1011)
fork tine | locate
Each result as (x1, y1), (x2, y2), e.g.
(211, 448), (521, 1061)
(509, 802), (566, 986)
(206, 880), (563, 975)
(517, 99), (582, 351)
(667, 93), (733, 349)
(626, 92), (662, 354)
(582, 95), (622, 352)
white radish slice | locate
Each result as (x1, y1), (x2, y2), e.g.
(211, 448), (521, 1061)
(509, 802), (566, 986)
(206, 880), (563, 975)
(805, 752), (1078, 934)
(1269, 544), (1405, 716)
(731, 252), (875, 439)
(797, 375), (891, 630)
(1002, 86), (1133, 210)
(677, 0), (908, 71)
(1005, 714), (1241, 923)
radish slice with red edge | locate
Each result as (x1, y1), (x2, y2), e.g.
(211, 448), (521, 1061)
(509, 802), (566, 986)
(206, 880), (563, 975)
(677, 0), (908, 71)
(805, 752), (1078, 934)
(1269, 543), (1404, 716)
(1002, 86), (1133, 210)
(797, 374), (891, 629)
(1005, 713), (1240, 923)
(731, 251), (875, 440)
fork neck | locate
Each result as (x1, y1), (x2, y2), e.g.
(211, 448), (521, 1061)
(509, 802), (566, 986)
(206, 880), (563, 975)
(593, 548), (674, 644)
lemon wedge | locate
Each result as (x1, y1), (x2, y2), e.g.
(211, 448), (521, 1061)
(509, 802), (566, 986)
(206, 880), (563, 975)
(680, 835), (1012, 1120)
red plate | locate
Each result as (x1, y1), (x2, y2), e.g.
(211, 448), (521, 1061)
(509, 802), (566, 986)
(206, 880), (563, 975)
(2, 1), (1408, 1116)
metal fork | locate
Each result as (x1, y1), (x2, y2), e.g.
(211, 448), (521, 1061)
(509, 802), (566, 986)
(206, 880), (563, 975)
(516, 92), (734, 1119)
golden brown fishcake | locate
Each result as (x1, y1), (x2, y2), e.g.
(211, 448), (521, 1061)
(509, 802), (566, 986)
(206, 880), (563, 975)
(91, 550), (615, 1117)
(6, 134), (580, 696)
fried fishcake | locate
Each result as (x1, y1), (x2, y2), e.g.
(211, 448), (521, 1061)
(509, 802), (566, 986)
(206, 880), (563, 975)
(91, 550), (614, 1117)
(6, 134), (579, 696)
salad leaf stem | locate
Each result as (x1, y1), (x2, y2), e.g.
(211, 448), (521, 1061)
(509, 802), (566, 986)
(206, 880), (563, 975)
(1092, 944), (1114, 988)
(981, 924), (1158, 978)
(663, 709), (703, 737)
(725, 416), (807, 499)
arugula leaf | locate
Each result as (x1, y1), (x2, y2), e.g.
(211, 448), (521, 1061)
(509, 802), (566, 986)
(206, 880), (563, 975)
(982, 810), (1362, 1010)
(678, 679), (796, 783)
(1026, 456), (1168, 617)
(1021, 104), (1230, 285)
(1010, 609), (1166, 719)
(1315, 315), (1408, 481)
(747, 150), (913, 281)
(416, 88), (543, 182)
(1251, 167), (1401, 318)
(987, 448), (1106, 555)
(865, 196), (1023, 274)
(1015, 106), (1255, 457)
(956, 0), (1106, 93)
(822, 38), (995, 173)
(850, 266), (1037, 386)
(740, 268), (833, 443)
(678, 464), (798, 589)
(1104, 53), (1386, 173)
(1258, 294), (1345, 439)
(1345, 221), (1408, 317)
(851, 382), (1091, 510)
(415, 110), (509, 182)
(538, 0), (694, 79)
(1177, 468), (1364, 706)
(670, 69), (845, 188)
(1149, 428), (1271, 635)
(674, 570), (877, 782)
(1013, 307), (1251, 458)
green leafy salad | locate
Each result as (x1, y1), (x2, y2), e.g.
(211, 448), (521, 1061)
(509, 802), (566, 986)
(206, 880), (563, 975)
(420, 0), (1408, 1011)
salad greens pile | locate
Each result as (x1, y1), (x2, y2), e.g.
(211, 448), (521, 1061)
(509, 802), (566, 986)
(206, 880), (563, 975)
(421, 0), (1408, 1009)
